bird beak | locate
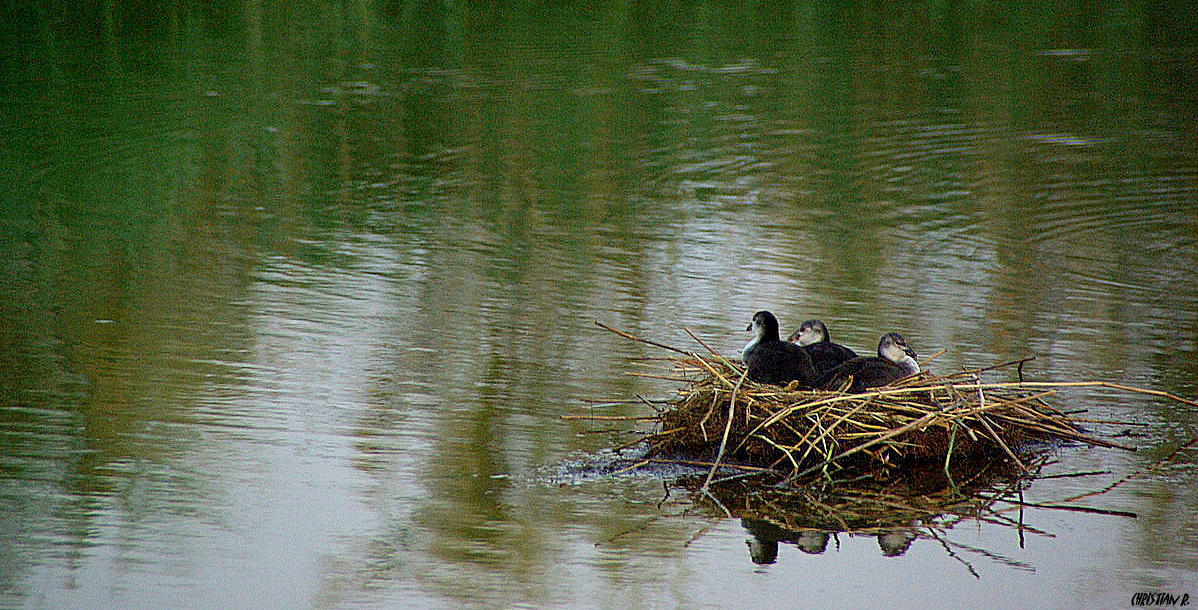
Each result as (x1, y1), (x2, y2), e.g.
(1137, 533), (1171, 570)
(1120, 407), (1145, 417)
(746, 323), (753, 332)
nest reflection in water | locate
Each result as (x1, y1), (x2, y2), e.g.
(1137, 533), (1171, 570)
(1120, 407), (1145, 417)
(576, 324), (1198, 571)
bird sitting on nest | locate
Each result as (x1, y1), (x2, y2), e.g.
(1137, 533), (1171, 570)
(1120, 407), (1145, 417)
(742, 311), (818, 388)
(787, 319), (858, 375)
(816, 332), (920, 393)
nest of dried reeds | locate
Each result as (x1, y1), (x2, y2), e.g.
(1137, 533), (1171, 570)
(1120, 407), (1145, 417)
(585, 322), (1193, 489)
(645, 353), (1130, 481)
(573, 323), (1198, 544)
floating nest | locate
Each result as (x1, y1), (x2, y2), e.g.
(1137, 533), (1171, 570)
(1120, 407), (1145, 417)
(580, 324), (1198, 503)
(573, 324), (1198, 562)
(643, 353), (1133, 481)
(605, 337), (1150, 484)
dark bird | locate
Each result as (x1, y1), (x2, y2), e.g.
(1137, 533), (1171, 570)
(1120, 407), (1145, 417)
(786, 319), (858, 375)
(742, 311), (818, 387)
(817, 332), (920, 393)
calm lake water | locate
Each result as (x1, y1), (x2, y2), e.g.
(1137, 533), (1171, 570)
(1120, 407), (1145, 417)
(2, 2), (1197, 609)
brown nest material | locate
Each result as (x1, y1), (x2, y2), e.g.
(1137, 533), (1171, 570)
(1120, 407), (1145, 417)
(645, 354), (1130, 481)
(572, 324), (1198, 550)
(586, 322), (1198, 490)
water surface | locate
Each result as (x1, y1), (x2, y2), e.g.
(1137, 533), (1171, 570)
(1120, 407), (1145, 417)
(2, 2), (1197, 608)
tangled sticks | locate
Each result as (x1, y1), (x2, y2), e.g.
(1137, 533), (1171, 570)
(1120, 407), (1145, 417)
(589, 322), (1195, 489)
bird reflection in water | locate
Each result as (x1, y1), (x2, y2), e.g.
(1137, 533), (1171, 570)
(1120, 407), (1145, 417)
(742, 519), (917, 564)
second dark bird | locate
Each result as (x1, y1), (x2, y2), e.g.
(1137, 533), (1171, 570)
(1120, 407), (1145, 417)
(786, 319), (858, 375)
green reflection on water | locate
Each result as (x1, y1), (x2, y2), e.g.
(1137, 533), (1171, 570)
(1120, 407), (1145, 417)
(2, 1), (1197, 608)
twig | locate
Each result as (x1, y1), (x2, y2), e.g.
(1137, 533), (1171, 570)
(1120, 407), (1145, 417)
(944, 422), (960, 495)
(988, 498), (1138, 519)
(974, 375), (1029, 472)
(919, 348), (948, 366)
(689, 354), (739, 391)
(756, 434), (800, 474)
(610, 460), (651, 475)
(560, 414), (662, 421)
(684, 327), (738, 367)
(1035, 470), (1111, 480)
(595, 321), (692, 356)
(701, 367), (748, 494)
(1059, 437), (1198, 503)
(647, 458), (779, 473)
(939, 356), (1037, 380)
(924, 527), (980, 579)
(612, 427), (683, 452)
(956, 380), (1198, 408)
(791, 410), (944, 480)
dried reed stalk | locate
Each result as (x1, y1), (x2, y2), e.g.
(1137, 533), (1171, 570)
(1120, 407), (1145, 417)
(583, 322), (1196, 487)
